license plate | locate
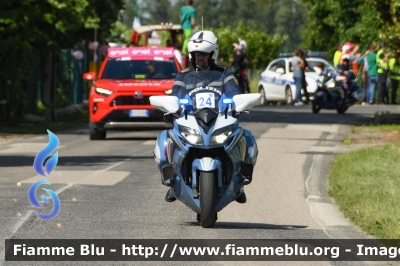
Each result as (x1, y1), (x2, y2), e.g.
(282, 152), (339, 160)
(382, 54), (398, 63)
(128, 109), (149, 117)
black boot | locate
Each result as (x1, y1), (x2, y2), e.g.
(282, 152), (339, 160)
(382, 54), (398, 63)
(165, 189), (176, 202)
(235, 192), (247, 204)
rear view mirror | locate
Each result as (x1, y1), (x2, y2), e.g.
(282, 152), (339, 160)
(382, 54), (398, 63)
(233, 93), (262, 112)
(149, 96), (179, 113)
(83, 72), (97, 81)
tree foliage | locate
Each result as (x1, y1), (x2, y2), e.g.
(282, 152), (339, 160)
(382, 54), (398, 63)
(367, 0), (400, 51)
(0, 0), (123, 124)
(123, 0), (306, 53)
(211, 22), (287, 69)
(301, 0), (384, 58)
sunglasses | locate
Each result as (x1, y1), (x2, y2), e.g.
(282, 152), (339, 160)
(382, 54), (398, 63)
(194, 52), (209, 56)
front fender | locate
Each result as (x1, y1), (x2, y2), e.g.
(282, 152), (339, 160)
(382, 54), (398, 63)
(154, 130), (168, 171)
(315, 90), (326, 99)
(191, 157), (223, 197)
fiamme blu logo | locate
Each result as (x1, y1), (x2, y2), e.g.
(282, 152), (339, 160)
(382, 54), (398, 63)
(28, 130), (60, 220)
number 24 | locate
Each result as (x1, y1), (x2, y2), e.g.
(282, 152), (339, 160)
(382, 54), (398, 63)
(199, 97), (212, 106)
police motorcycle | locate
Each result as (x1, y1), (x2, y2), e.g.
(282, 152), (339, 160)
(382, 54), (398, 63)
(150, 70), (261, 228)
(312, 66), (364, 114)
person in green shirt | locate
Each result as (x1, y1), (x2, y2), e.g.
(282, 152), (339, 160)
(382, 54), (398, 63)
(365, 43), (378, 104)
(179, 0), (196, 69)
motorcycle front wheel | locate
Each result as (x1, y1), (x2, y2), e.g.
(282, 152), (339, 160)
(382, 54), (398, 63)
(199, 171), (217, 228)
(312, 97), (323, 114)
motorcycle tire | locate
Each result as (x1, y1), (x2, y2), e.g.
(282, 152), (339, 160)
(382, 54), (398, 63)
(312, 97), (323, 114)
(199, 171), (217, 228)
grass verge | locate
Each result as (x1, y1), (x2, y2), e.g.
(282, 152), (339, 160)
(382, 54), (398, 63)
(249, 71), (261, 94)
(0, 110), (88, 135)
(329, 140), (400, 239)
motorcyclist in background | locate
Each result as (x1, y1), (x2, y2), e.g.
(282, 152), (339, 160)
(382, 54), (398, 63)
(157, 31), (257, 204)
(336, 57), (359, 102)
(228, 38), (249, 94)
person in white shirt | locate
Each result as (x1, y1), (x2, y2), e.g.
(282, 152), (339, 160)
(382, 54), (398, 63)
(174, 42), (183, 67)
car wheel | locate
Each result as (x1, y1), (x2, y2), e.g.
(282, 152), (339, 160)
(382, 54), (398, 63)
(285, 86), (293, 105)
(259, 86), (267, 105)
(89, 123), (106, 140)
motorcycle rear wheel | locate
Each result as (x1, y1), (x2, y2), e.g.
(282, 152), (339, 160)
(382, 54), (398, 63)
(336, 102), (348, 114)
(199, 171), (217, 228)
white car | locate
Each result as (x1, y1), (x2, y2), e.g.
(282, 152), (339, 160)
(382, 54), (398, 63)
(257, 57), (335, 105)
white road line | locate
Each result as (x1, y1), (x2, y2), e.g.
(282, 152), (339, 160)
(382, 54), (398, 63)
(96, 159), (130, 173)
(305, 154), (333, 239)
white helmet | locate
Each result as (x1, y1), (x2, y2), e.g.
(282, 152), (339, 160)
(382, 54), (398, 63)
(188, 31), (219, 67)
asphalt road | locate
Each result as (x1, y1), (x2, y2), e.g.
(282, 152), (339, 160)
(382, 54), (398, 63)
(0, 104), (398, 266)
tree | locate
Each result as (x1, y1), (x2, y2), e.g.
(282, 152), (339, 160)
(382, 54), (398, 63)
(367, 0), (400, 51)
(0, 0), (123, 124)
(212, 21), (287, 69)
(301, 0), (383, 58)
(142, 0), (173, 25)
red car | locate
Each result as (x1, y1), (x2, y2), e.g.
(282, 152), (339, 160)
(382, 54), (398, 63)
(83, 47), (181, 140)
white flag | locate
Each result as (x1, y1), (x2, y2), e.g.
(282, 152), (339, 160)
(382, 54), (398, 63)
(133, 17), (141, 30)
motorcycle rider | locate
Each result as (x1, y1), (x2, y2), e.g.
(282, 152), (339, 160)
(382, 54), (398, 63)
(156, 30), (256, 204)
(228, 38), (249, 94)
(171, 31), (241, 98)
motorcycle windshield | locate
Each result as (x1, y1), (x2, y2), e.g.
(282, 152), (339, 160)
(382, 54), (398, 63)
(179, 70), (231, 114)
(320, 67), (337, 83)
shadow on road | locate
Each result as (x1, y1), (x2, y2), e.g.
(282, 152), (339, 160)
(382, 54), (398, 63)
(240, 105), (398, 125)
(104, 137), (158, 141)
(185, 221), (307, 230)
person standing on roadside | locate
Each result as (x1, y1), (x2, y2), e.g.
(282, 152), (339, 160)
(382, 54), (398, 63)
(389, 53), (400, 104)
(376, 42), (392, 104)
(291, 49), (305, 106)
(179, 0), (196, 69)
(361, 48), (370, 104)
(299, 50), (309, 104)
(365, 43), (378, 104)
(174, 42), (183, 67)
(333, 43), (342, 67)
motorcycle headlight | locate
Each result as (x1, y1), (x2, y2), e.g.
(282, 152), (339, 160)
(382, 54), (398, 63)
(95, 87), (113, 96)
(165, 89), (172, 95)
(326, 79), (335, 88)
(179, 125), (203, 145)
(210, 125), (234, 145)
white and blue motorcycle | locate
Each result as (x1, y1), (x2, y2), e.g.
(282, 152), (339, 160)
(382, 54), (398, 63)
(150, 70), (260, 228)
